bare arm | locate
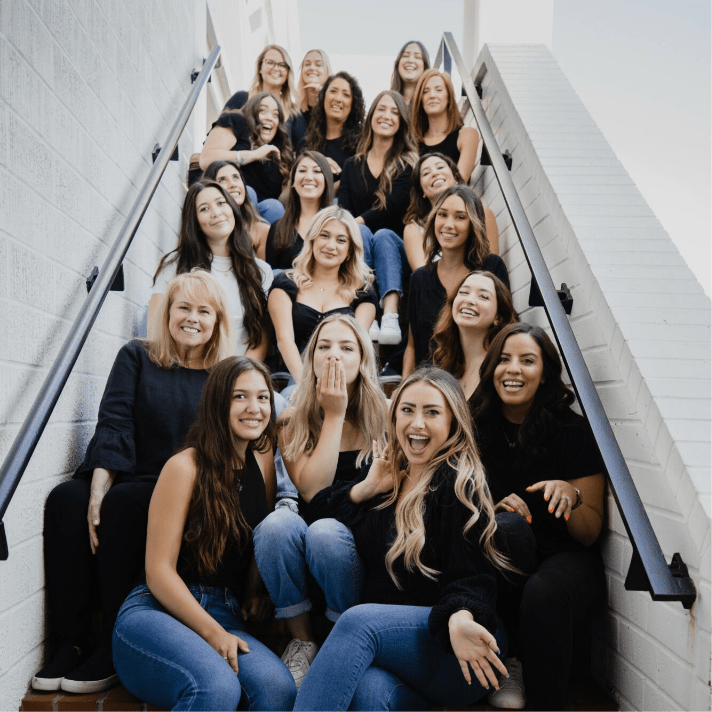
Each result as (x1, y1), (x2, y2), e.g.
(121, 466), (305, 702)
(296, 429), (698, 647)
(245, 322), (269, 362)
(145, 450), (250, 673)
(87, 468), (116, 554)
(403, 223), (427, 272)
(200, 126), (279, 171)
(253, 222), (270, 261)
(354, 301), (376, 334)
(147, 293), (163, 341)
(268, 288), (303, 382)
(402, 329), (415, 379)
(457, 126), (480, 184)
(483, 206), (500, 255)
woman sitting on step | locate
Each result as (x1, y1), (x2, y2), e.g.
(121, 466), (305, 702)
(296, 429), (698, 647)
(253, 313), (388, 690)
(112, 356), (297, 712)
(470, 323), (606, 711)
(268, 205), (376, 385)
(32, 271), (232, 694)
(291, 367), (521, 711)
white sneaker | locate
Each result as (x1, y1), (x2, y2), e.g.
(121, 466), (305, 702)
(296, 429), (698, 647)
(488, 657), (526, 709)
(280, 638), (318, 691)
(368, 320), (380, 341)
(378, 313), (401, 345)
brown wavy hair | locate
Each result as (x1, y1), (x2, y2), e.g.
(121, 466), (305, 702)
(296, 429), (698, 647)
(355, 90), (418, 211)
(423, 185), (489, 268)
(410, 69), (463, 144)
(390, 40), (431, 95)
(181, 357), (276, 578)
(431, 271), (518, 377)
(153, 180), (267, 350)
(403, 152), (463, 226)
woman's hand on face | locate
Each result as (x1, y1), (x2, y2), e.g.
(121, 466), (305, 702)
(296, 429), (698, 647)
(241, 595), (273, 623)
(255, 144), (280, 161)
(316, 358), (348, 419)
(449, 610), (508, 688)
(303, 81), (324, 94)
(87, 468), (116, 554)
(527, 480), (577, 520)
(494, 494), (532, 524)
(206, 628), (251, 674)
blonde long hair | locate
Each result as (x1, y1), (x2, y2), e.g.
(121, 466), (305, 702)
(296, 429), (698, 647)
(282, 314), (387, 467)
(287, 206), (374, 303)
(380, 367), (511, 588)
(146, 271), (233, 369)
(298, 49), (332, 112)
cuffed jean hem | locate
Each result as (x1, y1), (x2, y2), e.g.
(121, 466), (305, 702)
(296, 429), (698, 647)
(324, 607), (341, 623)
(275, 598), (312, 620)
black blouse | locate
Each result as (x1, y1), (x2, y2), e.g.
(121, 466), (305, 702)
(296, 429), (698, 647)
(212, 112), (283, 202)
(178, 448), (268, 596)
(338, 156), (412, 237)
(407, 258), (510, 368)
(269, 272), (378, 354)
(75, 340), (208, 484)
(476, 407), (604, 560)
(310, 463), (498, 648)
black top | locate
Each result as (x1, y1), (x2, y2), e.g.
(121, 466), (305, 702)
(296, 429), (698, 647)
(265, 222), (304, 271)
(269, 272), (378, 353)
(301, 450), (369, 524)
(407, 258), (510, 368)
(178, 449), (268, 596)
(418, 129), (460, 163)
(476, 407), (604, 560)
(322, 137), (355, 171)
(75, 340), (208, 484)
(338, 156), (412, 237)
(213, 112), (283, 202)
(310, 464), (498, 648)
(222, 91), (305, 151)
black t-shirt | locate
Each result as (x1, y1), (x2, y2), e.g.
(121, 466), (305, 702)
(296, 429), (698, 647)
(265, 221), (304, 271)
(338, 156), (412, 237)
(407, 258), (510, 367)
(269, 272), (378, 353)
(322, 137), (356, 171)
(475, 407), (604, 560)
(212, 112), (283, 202)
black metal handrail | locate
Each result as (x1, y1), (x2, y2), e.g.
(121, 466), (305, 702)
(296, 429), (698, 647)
(0, 46), (222, 560)
(435, 33), (696, 608)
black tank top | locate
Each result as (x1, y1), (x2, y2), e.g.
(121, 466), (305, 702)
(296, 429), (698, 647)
(179, 449), (268, 596)
(418, 129), (460, 163)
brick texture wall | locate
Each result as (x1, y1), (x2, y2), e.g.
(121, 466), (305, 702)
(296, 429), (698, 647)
(472, 43), (710, 711)
(0, 1), (205, 707)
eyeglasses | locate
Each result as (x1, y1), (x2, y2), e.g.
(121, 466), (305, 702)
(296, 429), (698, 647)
(262, 59), (288, 71)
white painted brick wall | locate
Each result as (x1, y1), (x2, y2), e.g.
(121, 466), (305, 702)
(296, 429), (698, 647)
(473, 44), (711, 711)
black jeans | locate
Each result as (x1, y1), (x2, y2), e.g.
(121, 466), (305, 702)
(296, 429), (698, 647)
(519, 548), (605, 710)
(43, 478), (155, 647)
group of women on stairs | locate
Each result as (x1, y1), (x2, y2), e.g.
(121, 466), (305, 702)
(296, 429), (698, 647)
(32, 38), (606, 712)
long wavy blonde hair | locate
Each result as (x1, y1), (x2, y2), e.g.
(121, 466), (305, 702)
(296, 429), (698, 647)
(248, 44), (299, 118)
(380, 367), (511, 588)
(287, 205), (374, 303)
(281, 314), (387, 467)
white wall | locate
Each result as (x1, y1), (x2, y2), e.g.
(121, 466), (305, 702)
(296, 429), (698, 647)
(469, 43), (710, 711)
(0, 0), (257, 707)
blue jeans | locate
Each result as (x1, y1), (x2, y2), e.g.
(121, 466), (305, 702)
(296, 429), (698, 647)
(293, 603), (507, 710)
(258, 197), (285, 224)
(357, 224), (374, 269)
(273, 391), (298, 500)
(365, 227), (409, 305)
(112, 584), (296, 711)
(253, 509), (363, 621)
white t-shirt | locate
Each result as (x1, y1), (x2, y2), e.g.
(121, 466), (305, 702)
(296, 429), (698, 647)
(152, 255), (273, 355)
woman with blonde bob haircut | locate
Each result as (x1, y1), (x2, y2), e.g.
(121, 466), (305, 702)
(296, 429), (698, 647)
(33, 270), (233, 694)
(291, 367), (524, 711)
(269, 205), (377, 383)
(254, 314), (387, 689)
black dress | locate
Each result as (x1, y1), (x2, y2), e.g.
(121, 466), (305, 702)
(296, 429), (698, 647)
(265, 222), (304, 271)
(408, 257), (510, 368)
(418, 129), (460, 163)
(269, 272), (378, 354)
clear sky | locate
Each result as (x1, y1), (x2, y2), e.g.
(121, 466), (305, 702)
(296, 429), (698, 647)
(297, 0), (711, 294)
